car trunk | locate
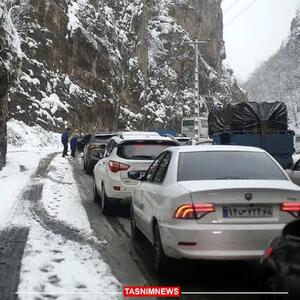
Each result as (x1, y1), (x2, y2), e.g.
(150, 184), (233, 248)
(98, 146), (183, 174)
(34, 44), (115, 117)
(178, 180), (300, 224)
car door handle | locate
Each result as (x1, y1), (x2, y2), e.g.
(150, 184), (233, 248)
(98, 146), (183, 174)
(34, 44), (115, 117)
(139, 203), (144, 210)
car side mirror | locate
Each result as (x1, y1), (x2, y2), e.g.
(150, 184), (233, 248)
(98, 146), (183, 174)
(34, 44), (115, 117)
(128, 171), (145, 181)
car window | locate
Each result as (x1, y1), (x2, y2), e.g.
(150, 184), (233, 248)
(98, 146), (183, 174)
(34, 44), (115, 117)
(145, 153), (166, 182)
(177, 151), (288, 181)
(117, 140), (177, 160)
(294, 160), (300, 171)
(152, 152), (172, 183)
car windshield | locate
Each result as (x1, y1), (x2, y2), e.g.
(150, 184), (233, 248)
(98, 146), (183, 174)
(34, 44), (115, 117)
(117, 141), (177, 160)
(177, 151), (287, 181)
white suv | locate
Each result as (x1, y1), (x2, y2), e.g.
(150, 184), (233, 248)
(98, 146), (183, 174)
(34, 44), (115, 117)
(93, 132), (179, 214)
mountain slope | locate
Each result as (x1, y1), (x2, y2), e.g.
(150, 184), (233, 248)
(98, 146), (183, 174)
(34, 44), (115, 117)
(244, 11), (300, 131)
(9, 0), (245, 132)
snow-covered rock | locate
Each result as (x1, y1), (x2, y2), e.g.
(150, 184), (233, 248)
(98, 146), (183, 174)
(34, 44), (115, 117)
(8, 0), (245, 133)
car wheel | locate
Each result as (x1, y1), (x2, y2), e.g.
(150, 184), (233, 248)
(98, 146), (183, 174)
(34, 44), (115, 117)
(93, 179), (101, 203)
(130, 205), (143, 242)
(153, 222), (169, 275)
(101, 184), (113, 215)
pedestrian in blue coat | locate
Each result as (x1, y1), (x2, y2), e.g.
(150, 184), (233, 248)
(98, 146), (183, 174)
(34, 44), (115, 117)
(69, 129), (80, 158)
(61, 128), (70, 157)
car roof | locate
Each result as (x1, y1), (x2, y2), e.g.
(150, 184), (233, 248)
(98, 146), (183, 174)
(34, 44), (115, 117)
(111, 133), (179, 144)
(170, 145), (266, 153)
(117, 131), (161, 138)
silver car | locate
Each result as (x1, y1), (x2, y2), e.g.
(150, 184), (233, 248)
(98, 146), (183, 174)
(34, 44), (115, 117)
(130, 145), (300, 273)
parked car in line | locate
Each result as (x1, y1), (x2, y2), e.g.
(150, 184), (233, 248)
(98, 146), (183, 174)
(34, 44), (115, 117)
(286, 159), (300, 186)
(260, 219), (300, 300)
(93, 132), (179, 214)
(83, 133), (116, 174)
(77, 134), (92, 152)
(129, 145), (300, 274)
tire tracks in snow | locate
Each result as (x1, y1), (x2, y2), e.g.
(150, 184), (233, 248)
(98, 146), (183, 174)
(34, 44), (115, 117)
(22, 153), (91, 245)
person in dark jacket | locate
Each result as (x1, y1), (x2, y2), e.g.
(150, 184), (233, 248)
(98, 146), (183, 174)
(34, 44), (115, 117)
(69, 129), (80, 158)
(61, 128), (70, 157)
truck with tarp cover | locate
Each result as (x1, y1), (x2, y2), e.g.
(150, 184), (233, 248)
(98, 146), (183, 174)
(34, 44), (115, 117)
(208, 102), (295, 169)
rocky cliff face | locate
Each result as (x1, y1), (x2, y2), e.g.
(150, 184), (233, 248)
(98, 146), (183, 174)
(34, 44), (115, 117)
(0, 1), (21, 169)
(9, 0), (245, 132)
(244, 11), (300, 131)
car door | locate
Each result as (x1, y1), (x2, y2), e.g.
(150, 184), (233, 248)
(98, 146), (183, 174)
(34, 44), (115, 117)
(139, 152), (172, 240)
(286, 159), (300, 186)
(96, 140), (114, 192)
(135, 153), (166, 237)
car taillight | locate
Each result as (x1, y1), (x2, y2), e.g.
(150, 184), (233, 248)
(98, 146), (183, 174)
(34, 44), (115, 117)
(108, 160), (130, 173)
(264, 246), (273, 258)
(281, 202), (300, 217)
(174, 203), (215, 219)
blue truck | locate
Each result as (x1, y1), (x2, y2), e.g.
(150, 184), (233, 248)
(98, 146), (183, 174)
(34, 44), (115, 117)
(209, 102), (295, 169)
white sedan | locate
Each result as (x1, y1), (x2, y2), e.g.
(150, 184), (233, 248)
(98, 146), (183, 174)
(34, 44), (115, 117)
(130, 145), (300, 273)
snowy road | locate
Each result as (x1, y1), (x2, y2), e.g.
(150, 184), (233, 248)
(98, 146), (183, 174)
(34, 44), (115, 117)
(0, 152), (261, 300)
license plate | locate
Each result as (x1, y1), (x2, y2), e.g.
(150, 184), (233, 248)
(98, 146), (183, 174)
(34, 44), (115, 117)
(223, 206), (273, 218)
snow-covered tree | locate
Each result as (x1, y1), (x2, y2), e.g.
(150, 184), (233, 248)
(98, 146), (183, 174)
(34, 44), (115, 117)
(0, 0), (21, 170)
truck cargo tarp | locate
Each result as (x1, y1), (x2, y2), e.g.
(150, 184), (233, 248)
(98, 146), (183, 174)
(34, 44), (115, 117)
(208, 106), (230, 137)
(208, 102), (288, 136)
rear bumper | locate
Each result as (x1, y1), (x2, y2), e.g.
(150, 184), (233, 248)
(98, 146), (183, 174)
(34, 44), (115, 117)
(159, 222), (285, 260)
(105, 176), (137, 201)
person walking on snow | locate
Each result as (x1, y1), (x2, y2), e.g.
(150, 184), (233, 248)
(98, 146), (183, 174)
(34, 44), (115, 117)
(69, 129), (80, 158)
(61, 127), (70, 157)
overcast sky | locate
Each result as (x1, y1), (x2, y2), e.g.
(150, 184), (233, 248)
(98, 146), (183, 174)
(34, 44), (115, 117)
(222, 0), (300, 82)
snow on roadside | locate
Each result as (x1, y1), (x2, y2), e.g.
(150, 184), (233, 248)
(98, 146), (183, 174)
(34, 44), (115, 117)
(41, 155), (92, 235)
(7, 119), (60, 150)
(17, 153), (120, 299)
(0, 119), (60, 229)
(17, 221), (121, 300)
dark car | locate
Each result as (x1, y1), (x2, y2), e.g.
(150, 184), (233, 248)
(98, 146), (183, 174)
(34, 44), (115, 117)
(83, 133), (116, 174)
(77, 134), (92, 152)
(260, 219), (300, 300)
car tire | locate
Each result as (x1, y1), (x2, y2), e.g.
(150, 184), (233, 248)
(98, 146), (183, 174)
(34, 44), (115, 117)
(83, 160), (86, 171)
(130, 205), (143, 242)
(93, 179), (101, 204)
(153, 222), (170, 275)
(101, 184), (113, 215)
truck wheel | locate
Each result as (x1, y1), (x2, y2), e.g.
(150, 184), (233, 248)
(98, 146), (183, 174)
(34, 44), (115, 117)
(153, 223), (170, 275)
(93, 179), (101, 204)
(101, 185), (113, 215)
(130, 206), (143, 242)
